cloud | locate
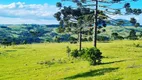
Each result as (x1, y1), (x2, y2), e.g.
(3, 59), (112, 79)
(0, 2), (59, 24)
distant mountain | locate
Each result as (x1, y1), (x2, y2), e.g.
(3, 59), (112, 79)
(0, 24), (59, 28)
(108, 19), (133, 26)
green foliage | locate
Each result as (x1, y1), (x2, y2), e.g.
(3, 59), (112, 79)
(56, 2), (62, 8)
(84, 47), (102, 65)
(140, 32), (142, 37)
(56, 26), (65, 33)
(111, 32), (124, 40)
(82, 38), (88, 41)
(66, 46), (71, 56)
(133, 43), (141, 47)
(71, 49), (79, 58)
(69, 36), (78, 44)
(54, 36), (61, 43)
(88, 37), (93, 41)
(97, 36), (110, 41)
(135, 23), (140, 28)
(70, 47), (102, 65)
(127, 29), (138, 40)
(130, 17), (137, 25)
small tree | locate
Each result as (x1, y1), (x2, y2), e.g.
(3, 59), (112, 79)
(130, 17), (140, 28)
(140, 32), (142, 37)
(66, 46), (71, 57)
(111, 33), (119, 40)
(128, 29), (138, 40)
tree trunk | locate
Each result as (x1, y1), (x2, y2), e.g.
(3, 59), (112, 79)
(93, 0), (98, 47)
(79, 29), (82, 51)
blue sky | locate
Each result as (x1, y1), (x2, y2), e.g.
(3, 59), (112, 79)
(0, 0), (141, 24)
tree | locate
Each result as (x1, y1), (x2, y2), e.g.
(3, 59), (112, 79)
(66, 46), (71, 57)
(54, 2), (107, 50)
(128, 29), (138, 40)
(55, 0), (141, 47)
(111, 32), (124, 40)
(135, 23), (140, 28)
(111, 33), (118, 40)
(130, 17), (140, 27)
(54, 36), (61, 43)
(54, 4), (97, 51)
(130, 17), (137, 25)
(140, 32), (142, 37)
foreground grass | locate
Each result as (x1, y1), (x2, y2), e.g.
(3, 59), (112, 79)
(0, 40), (142, 80)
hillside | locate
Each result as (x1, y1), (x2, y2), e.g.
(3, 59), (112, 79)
(99, 26), (142, 37)
(0, 24), (142, 45)
(0, 24), (59, 44)
(0, 40), (142, 80)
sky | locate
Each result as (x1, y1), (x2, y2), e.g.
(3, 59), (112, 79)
(0, 0), (141, 24)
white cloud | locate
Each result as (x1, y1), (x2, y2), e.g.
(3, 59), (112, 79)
(0, 2), (58, 24)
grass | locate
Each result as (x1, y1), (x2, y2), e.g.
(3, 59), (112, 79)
(0, 40), (142, 80)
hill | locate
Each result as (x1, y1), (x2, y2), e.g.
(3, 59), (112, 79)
(0, 24), (60, 44)
(99, 26), (142, 38)
(0, 24), (142, 45)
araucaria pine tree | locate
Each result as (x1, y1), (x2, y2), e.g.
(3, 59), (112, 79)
(54, 0), (142, 48)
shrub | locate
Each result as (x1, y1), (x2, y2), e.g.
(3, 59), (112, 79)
(133, 43), (140, 47)
(71, 49), (79, 58)
(66, 46), (71, 57)
(127, 29), (138, 40)
(70, 47), (102, 65)
(78, 48), (85, 57)
(82, 38), (88, 41)
(88, 37), (93, 41)
(97, 36), (110, 41)
(84, 47), (102, 65)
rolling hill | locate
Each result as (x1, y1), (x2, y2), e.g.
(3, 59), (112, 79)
(0, 23), (142, 45)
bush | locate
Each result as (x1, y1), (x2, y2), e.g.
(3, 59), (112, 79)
(66, 46), (71, 57)
(82, 38), (88, 41)
(88, 37), (93, 41)
(97, 36), (110, 41)
(133, 43), (140, 47)
(70, 47), (102, 65)
(84, 47), (102, 65)
(127, 29), (138, 40)
(71, 49), (79, 58)
(78, 48), (85, 57)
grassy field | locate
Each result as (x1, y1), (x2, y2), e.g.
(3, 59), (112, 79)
(0, 40), (142, 80)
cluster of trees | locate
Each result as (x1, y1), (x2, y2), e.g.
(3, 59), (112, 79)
(54, 0), (142, 51)
(54, 0), (142, 65)
(0, 34), (41, 46)
(111, 30), (142, 40)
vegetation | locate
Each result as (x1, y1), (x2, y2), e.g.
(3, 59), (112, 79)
(55, 0), (142, 48)
(70, 47), (102, 65)
(0, 0), (142, 80)
(0, 24), (61, 45)
(0, 24), (142, 46)
(0, 40), (142, 80)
